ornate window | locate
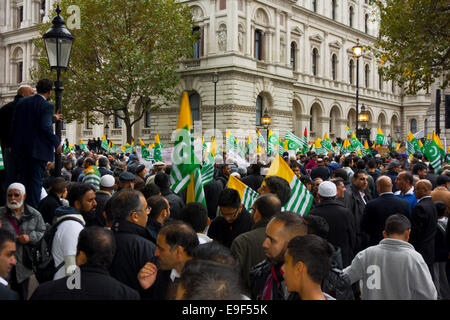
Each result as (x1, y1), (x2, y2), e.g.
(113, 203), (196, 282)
(256, 95), (263, 126)
(331, 54), (337, 80)
(312, 48), (318, 76)
(290, 42), (296, 71)
(189, 92), (201, 122)
(254, 29), (263, 60)
(349, 59), (354, 84)
(349, 6), (354, 28)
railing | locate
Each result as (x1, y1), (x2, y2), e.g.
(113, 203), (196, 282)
(82, 130), (93, 136)
(110, 129), (122, 136)
(184, 59), (201, 68)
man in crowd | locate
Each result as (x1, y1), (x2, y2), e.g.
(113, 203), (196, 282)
(395, 171), (418, 211)
(0, 229), (19, 300)
(38, 177), (66, 225)
(249, 212), (307, 300)
(31, 227), (140, 300)
(179, 202), (212, 245)
(308, 181), (355, 267)
(361, 176), (411, 247)
(138, 221), (199, 300)
(258, 176), (291, 207)
(410, 179), (438, 274)
(91, 175), (115, 227)
(146, 195), (171, 244)
(282, 234), (335, 300)
(10, 79), (62, 209)
(0, 183), (46, 299)
(241, 164), (265, 192)
(98, 156), (113, 177)
(431, 175), (450, 214)
(108, 189), (156, 293)
(344, 214), (437, 300)
(231, 193), (281, 289)
(52, 183), (96, 280)
(154, 172), (184, 220)
(207, 188), (253, 248)
(118, 171), (136, 190)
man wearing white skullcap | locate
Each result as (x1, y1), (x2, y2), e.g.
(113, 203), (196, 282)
(0, 182), (46, 299)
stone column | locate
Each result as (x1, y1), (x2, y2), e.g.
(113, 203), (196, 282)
(304, 25), (309, 75)
(286, 13), (291, 68)
(209, 0), (216, 54)
(246, 1), (252, 56)
(228, 0), (238, 52)
(274, 9), (280, 64)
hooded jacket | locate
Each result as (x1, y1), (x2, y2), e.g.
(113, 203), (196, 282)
(343, 238), (437, 300)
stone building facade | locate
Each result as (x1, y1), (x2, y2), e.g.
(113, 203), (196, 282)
(1, 0), (448, 148)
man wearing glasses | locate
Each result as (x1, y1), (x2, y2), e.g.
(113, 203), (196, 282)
(207, 188), (253, 248)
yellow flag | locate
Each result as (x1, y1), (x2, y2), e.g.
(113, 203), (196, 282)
(155, 133), (161, 144)
(433, 131), (444, 151)
(314, 138), (322, 148)
(178, 92), (193, 130)
(266, 154), (295, 184)
(396, 143), (401, 151)
(418, 140), (423, 148)
(364, 140), (369, 149)
(227, 175), (249, 203)
(324, 132), (330, 140)
(377, 128), (384, 135)
(139, 138), (145, 146)
(211, 137), (218, 157)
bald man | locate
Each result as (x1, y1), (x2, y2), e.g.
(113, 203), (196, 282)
(410, 179), (438, 273)
(361, 175), (411, 247)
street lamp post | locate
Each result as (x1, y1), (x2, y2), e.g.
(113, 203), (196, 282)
(212, 69), (219, 138)
(261, 108), (271, 154)
(43, 4), (74, 177)
(352, 39), (363, 139)
(358, 103), (370, 142)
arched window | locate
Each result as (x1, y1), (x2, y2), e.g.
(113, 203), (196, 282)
(290, 42), (296, 71)
(349, 6), (354, 27)
(114, 111), (122, 129)
(145, 111), (151, 128)
(254, 29), (263, 60)
(17, 61), (23, 83)
(332, 0), (336, 20)
(312, 48), (318, 76)
(365, 64), (370, 88)
(411, 119), (417, 134)
(256, 95), (263, 126)
(331, 54), (337, 80)
(189, 92), (201, 122)
(365, 14), (369, 33)
(312, 0), (317, 12)
(193, 27), (202, 59)
(349, 59), (354, 84)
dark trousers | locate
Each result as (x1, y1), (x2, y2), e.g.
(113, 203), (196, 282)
(17, 156), (47, 209)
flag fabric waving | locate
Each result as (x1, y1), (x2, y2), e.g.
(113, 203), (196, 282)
(423, 133), (444, 172)
(101, 136), (110, 152)
(153, 134), (163, 162)
(80, 139), (89, 152)
(376, 128), (388, 146)
(227, 175), (259, 211)
(0, 146), (4, 170)
(266, 154), (313, 216)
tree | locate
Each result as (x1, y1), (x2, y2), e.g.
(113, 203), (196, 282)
(33, 0), (195, 142)
(370, 0), (449, 95)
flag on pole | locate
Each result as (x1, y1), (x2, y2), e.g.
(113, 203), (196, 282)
(345, 125), (353, 137)
(201, 153), (215, 186)
(314, 138), (327, 155)
(351, 132), (363, 152)
(302, 127), (309, 154)
(153, 134), (163, 162)
(376, 128), (388, 146)
(227, 175), (259, 211)
(322, 133), (334, 153)
(423, 133), (444, 172)
(285, 130), (304, 151)
(268, 130), (281, 156)
(266, 154), (313, 215)
(80, 139), (89, 152)
(101, 136), (110, 152)
(170, 92), (205, 206)
(0, 146), (4, 170)
(362, 140), (373, 157)
(341, 138), (353, 154)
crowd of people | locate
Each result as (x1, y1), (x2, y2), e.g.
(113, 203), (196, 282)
(0, 81), (449, 301)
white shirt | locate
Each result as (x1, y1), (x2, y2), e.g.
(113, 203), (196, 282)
(197, 233), (213, 245)
(0, 277), (8, 286)
(52, 215), (85, 280)
(417, 195), (432, 204)
(170, 269), (181, 282)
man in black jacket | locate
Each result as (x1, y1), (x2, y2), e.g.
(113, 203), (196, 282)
(410, 179), (438, 274)
(154, 172), (184, 220)
(0, 229), (19, 300)
(241, 164), (264, 192)
(0, 85), (34, 206)
(31, 227), (139, 300)
(361, 176), (411, 248)
(108, 189), (157, 294)
(249, 212), (307, 300)
(38, 177), (66, 225)
(308, 181), (355, 267)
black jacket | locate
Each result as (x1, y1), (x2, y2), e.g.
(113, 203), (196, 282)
(410, 197), (437, 268)
(91, 190), (111, 227)
(241, 173), (264, 192)
(37, 191), (63, 225)
(109, 220), (157, 293)
(98, 167), (113, 177)
(30, 264), (140, 300)
(207, 208), (253, 248)
(308, 199), (355, 267)
(0, 95), (21, 148)
(0, 283), (19, 300)
(249, 261), (285, 300)
(161, 189), (184, 220)
(145, 219), (162, 244)
(310, 165), (331, 181)
(361, 193), (411, 247)
(204, 180), (223, 220)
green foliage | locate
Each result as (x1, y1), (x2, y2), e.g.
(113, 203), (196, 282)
(32, 0), (195, 142)
(370, 0), (449, 94)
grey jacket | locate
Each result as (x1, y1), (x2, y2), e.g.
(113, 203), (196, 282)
(343, 238), (437, 300)
(0, 205), (46, 283)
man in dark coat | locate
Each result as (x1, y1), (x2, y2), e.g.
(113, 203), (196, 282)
(38, 177), (66, 225)
(0, 86), (35, 204)
(31, 227), (139, 300)
(410, 179), (438, 274)
(154, 172), (184, 220)
(308, 181), (355, 267)
(10, 79), (62, 209)
(108, 189), (157, 294)
(207, 188), (253, 248)
(231, 194), (281, 290)
(385, 160), (401, 193)
(0, 229), (19, 300)
(98, 156), (113, 177)
(344, 169), (372, 254)
(241, 164), (264, 192)
(203, 179), (223, 220)
(90, 175), (115, 227)
(361, 176), (411, 248)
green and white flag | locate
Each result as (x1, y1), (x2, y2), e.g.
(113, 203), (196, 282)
(201, 153), (215, 186)
(80, 139), (89, 152)
(376, 128), (388, 146)
(101, 136), (110, 152)
(0, 146), (4, 170)
(423, 135), (443, 172)
(285, 130), (303, 151)
(268, 130), (281, 155)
